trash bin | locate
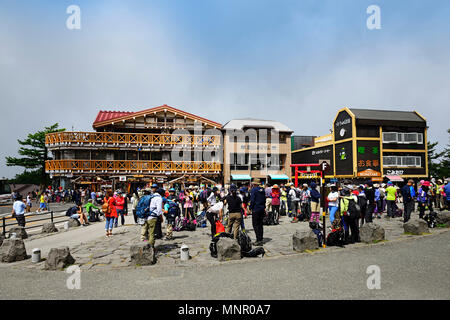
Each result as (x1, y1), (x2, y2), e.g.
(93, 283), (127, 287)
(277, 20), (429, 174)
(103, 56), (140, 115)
(64, 221), (69, 230)
(32, 248), (41, 263)
(180, 244), (189, 261)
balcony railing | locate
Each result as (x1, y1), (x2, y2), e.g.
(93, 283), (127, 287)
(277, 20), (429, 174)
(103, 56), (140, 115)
(45, 132), (221, 148)
(46, 160), (221, 174)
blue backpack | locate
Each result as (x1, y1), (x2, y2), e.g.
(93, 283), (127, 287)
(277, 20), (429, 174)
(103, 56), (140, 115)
(167, 199), (180, 217)
(136, 195), (157, 219)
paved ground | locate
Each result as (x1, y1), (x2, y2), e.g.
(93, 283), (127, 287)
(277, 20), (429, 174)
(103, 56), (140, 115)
(1, 227), (449, 299)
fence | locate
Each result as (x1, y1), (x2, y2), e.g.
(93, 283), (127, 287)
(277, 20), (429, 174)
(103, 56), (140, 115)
(1, 211), (67, 236)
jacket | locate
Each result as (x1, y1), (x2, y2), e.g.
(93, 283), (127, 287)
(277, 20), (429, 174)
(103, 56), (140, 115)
(310, 183), (320, 203)
(401, 185), (413, 203)
(250, 187), (266, 212)
(104, 197), (117, 218)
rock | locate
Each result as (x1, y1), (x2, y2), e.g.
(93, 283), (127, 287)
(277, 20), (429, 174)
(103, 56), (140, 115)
(360, 223), (385, 243)
(68, 218), (80, 228)
(41, 222), (58, 234)
(293, 230), (318, 252)
(217, 238), (241, 261)
(436, 212), (450, 227)
(45, 247), (76, 270)
(403, 219), (429, 235)
(8, 226), (28, 239)
(130, 243), (157, 265)
(0, 239), (28, 262)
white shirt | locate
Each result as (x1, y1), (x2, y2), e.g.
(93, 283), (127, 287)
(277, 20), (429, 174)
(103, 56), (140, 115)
(147, 194), (163, 221)
(13, 201), (26, 216)
(327, 191), (339, 207)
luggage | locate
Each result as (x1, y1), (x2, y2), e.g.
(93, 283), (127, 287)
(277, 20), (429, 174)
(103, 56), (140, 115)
(195, 211), (207, 228)
(326, 228), (345, 247)
(243, 247), (265, 258)
(182, 217), (196, 231)
(424, 211), (437, 228)
(173, 216), (183, 231)
(237, 230), (252, 253)
(88, 208), (100, 222)
(263, 211), (274, 225)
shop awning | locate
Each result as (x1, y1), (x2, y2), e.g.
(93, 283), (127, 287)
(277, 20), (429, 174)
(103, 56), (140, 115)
(386, 175), (404, 182)
(269, 174), (290, 180)
(231, 174), (252, 181)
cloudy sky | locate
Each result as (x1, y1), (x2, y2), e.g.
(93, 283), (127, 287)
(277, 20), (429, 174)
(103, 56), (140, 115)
(1, 0), (449, 178)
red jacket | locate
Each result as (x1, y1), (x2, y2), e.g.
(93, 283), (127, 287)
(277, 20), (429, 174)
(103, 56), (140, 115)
(104, 197), (117, 218)
(271, 191), (280, 206)
(115, 196), (125, 210)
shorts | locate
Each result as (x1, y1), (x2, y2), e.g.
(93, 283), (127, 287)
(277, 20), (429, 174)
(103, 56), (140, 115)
(39, 203), (47, 209)
(70, 214), (80, 219)
(310, 201), (320, 212)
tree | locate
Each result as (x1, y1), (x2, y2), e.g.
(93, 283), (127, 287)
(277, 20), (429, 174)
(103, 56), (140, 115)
(427, 141), (444, 178)
(6, 124), (65, 187)
(438, 129), (450, 179)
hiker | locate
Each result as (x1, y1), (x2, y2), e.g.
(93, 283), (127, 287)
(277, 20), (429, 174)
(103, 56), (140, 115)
(141, 188), (164, 246)
(183, 189), (194, 221)
(26, 193), (32, 213)
(264, 184), (272, 214)
(357, 185), (367, 227)
(103, 190), (117, 237)
(114, 191), (126, 227)
(12, 194), (26, 227)
(163, 195), (180, 240)
(280, 185), (288, 216)
(339, 188), (360, 244)
(374, 184), (382, 219)
(66, 202), (89, 226)
(250, 178), (265, 246)
(288, 184), (300, 222)
(224, 184), (243, 239)
(271, 184), (281, 224)
(84, 199), (100, 222)
(309, 182), (321, 223)
(401, 180), (416, 223)
(444, 178), (450, 209)
(417, 181), (430, 220)
(206, 187), (223, 238)
(299, 184), (311, 222)
(364, 181), (375, 223)
(327, 185), (339, 224)
(385, 181), (397, 219)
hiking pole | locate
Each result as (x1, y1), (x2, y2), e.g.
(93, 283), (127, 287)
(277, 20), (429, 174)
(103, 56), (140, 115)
(322, 208), (326, 248)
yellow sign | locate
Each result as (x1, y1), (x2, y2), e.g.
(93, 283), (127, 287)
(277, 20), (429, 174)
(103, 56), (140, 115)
(357, 169), (381, 177)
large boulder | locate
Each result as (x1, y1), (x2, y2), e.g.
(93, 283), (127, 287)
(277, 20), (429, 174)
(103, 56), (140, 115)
(67, 218), (80, 228)
(404, 219), (429, 235)
(0, 239), (28, 263)
(45, 247), (76, 270)
(8, 226), (28, 239)
(293, 230), (319, 252)
(436, 212), (450, 227)
(42, 222), (58, 234)
(217, 238), (241, 261)
(130, 243), (157, 265)
(360, 223), (385, 243)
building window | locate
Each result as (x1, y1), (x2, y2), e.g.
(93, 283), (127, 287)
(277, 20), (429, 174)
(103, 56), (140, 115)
(383, 132), (423, 144)
(383, 156), (421, 167)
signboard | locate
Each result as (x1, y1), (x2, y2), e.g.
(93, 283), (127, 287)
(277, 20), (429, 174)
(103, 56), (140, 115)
(119, 176), (127, 182)
(66, 173), (73, 178)
(319, 159), (331, 174)
(334, 141), (353, 175)
(334, 110), (353, 141)
(292, 145), (334, 176)
(356, 140), (381, 177)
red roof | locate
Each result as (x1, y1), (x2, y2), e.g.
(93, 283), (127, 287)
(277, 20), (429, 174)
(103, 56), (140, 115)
(92, 105), (222, 128)
(94, 111), (134, 125)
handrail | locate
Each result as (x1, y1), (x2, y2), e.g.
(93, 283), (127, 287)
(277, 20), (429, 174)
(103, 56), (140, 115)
(45, 131), (221, 147)
(45, 160), (222, 173)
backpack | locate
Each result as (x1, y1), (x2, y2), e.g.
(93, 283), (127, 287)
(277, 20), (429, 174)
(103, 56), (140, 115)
(326, 228), (345, 247)
(242, 247), (265, 258)
(136, 195), (156, 219)
(101, 198), (111, 215)
(295, 189), (302, 199)
(357, 194), (367, 209)
(167, 200), (180, 219)
(347, 198), (361, 219)
(209, 232), (234, 258)
(199, 189), (209, 203)
(66, 206), (78, 217)
(238, 229), (252, 254)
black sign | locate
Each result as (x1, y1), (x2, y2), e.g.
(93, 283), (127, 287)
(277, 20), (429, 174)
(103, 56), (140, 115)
(334, 110), (353, 141)
(334, 141), (353, 176)
(356, 140), (382, 177)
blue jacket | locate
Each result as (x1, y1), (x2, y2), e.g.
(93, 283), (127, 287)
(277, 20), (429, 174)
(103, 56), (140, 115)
(250, 187), (266, 212)
(401, 185), (413, 203)
(310, 182), (321, 203)
(444, 183), (450, 200)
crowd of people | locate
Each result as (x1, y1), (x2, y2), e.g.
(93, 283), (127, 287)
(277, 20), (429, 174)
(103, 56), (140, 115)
(10, 177), (450, 250)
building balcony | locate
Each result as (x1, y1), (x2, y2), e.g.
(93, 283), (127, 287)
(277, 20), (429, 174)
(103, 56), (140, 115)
(45, 160), (221, 175)
(45, 132), (221, 149)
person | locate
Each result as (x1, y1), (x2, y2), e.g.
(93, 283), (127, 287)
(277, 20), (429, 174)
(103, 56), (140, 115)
(249, 179), (266, 246)
(356, 185), (367, 227)
(183, 189), (194, 221)
(327, 185), (339, 224)
(103, 190), (117, 237)
(37, 193), (47, 213)
(309, 182), (321, 223)
(374, 184), (382, 219)
(131, 192), (139, 224)
(435, 179), (444, 210)
(224, 184), (243, 239)
(163, 195), (180, 240)
(26, 193), (32, 213)
(401, 179), (416, 223)
(141, 188), (164, 246)
(299, 184), (311, 222)
(280, 186), (288, 216)
(264, 184), (272, 214)
(417, 181), (430, 220)
(12, 194), (26, 227)
(289, 184), (300, 222)
(84, 199), (100, 222)
(271, 185), (281, 224)
(339, 188), (360, 244)
(66, 202), (89, 226)
(205, 187), (223, 238)
(364, 181), (375, 223)
(114, 191), (125, 227)
(385, 181), (397, 219)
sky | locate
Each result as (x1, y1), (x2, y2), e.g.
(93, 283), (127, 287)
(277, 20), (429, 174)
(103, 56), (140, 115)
(1, 0), (449, 178)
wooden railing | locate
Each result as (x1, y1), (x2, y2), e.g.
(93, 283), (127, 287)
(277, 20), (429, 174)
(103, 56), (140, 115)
(45, 132), (221, 148)
(46, 160), (221, 173)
